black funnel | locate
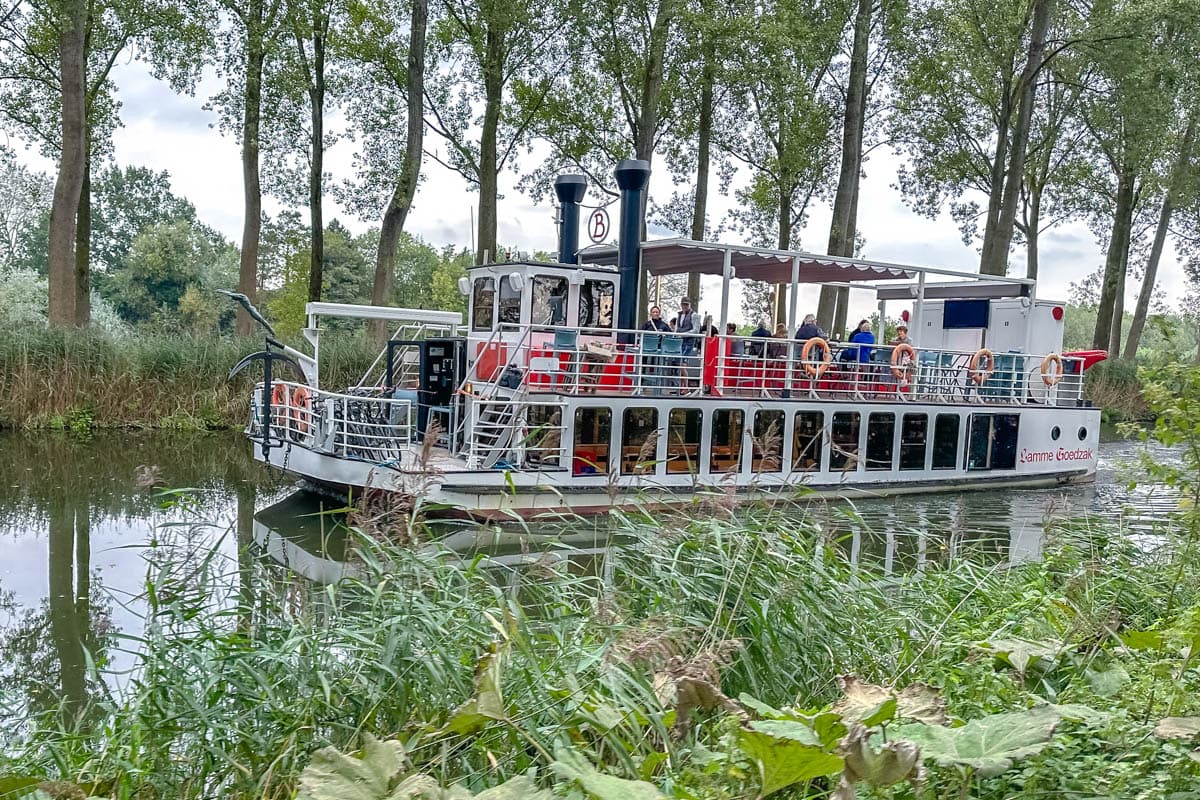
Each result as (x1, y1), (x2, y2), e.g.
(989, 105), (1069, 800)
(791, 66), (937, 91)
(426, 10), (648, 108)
(614, 159), (650, 341)
(553, 174), (587, 264)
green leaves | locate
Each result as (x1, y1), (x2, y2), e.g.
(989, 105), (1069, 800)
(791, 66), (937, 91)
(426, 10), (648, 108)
(892, 706), (1062, 778)
(550, 746), (666, 800)
(296, 735), (554, 800)
(437, 642), (509, 736)
(737, 727), (844, 797)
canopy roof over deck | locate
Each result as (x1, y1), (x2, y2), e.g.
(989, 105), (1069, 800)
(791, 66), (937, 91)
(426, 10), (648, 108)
(581, 238), (1034, 287)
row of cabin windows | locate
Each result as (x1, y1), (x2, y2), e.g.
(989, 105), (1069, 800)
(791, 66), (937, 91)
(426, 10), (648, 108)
(570, 408), (985, 476)
(472, 276), (615, 332)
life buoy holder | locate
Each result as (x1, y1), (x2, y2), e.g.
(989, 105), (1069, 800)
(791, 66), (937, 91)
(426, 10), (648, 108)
(968, 348), (995, 385)
(290, 385), (311, 434)
(270, 382), (289, 429)
(1040, 353), (1063, 387)
(800, 337), (832, 377)
(890, 343), (916, 384)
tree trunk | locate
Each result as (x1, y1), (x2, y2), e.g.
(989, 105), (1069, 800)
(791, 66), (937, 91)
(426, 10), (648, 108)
(1123, 115), (1195, 360)
(237, 21), (266, 336)
(775, 182), (791, 323)
(820, 0), (871, 331)
(369, 0), (427, 343)
(48, 0), (88, 329)
(1024, 188), (1041, 280)
(1109, 248), (1126, 356)
(977, 88), (1012, 275)
(980, 0), (1054, 276)
(74, 153), (90, 326)
(475, 23), (502, 266)
(1092, 164), (1135, 351)
(687, 59), (713, 306)
(48, 493), (86, 727)
(305, 27), (327, 302)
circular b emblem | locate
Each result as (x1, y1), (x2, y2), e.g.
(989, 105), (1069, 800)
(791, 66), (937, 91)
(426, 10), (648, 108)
(588, 208), (610, 243)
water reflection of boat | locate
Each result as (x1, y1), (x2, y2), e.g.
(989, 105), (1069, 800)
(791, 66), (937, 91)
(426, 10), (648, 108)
(252, 491), (623, 581)
(252, 493), (357, 584)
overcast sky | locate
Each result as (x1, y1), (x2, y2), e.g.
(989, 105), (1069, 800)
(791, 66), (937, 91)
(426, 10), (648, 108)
(18, 57), (1188, 325)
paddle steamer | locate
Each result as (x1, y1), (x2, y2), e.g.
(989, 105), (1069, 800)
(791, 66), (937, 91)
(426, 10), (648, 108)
(245, 160), (1106, 519)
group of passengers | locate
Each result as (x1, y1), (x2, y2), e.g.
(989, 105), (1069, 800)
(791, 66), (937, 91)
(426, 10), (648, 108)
(638, 297), (915, 393)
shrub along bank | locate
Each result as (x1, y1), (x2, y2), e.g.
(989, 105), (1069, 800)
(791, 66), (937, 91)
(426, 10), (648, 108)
(0, 329), (377, 431)
(2, 365), (1200, 799)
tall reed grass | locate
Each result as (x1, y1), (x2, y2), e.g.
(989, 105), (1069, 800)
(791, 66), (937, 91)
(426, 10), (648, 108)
(0, 329), (377, 430)
(4, 497), (1199, 799)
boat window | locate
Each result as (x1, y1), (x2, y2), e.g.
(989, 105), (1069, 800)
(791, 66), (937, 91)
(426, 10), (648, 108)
(792, 411), (823, 472)
(580, 279), (615, 329)
(967, 414), (1020, 471)
(900, 414), (928, 470)
(751, 409), (784, 473)
(708, 409), (743, 473)
(498, 275), (522, 325)
(932, 414), (959, 470)
(531, 275), (568, 326)
(621, 407), (659, 474)
(572, 407), (611, 475)
(866, 413), (895, 471)
(830, 412), (860, 471)
(666, 408), (702, 474)
(471, 277), (495, 331)
(524, 404), (562, 467)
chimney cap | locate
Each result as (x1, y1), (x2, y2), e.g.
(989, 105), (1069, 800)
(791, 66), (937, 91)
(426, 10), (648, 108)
(615, 159), (651, 191)
(553, 173), (587, 203)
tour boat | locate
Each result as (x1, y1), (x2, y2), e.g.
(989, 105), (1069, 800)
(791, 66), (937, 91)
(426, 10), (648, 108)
(243, 159), (1106, 520)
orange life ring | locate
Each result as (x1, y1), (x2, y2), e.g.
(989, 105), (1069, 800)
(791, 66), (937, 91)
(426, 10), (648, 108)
(1040, 353), (1063, 387)
(968, 348), (995, 385)
(290, 385), (311, 433)
(270, 383), (289, 429)
(800, 337), (832, 377)
(890, 343), (916, 384)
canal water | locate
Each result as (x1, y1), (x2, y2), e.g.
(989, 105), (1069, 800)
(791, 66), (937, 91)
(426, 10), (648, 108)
(0, 429), (1177, 723)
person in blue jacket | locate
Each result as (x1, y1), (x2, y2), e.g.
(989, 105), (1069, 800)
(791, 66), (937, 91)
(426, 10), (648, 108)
(847, 319), (875, 363)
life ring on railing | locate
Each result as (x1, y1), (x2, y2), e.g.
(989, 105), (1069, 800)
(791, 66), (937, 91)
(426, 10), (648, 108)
(801, 337), (832, 377)
(270, 383), (289, 430)
(1040, 353), (1063, 387)
(890, 343), (916, 384)
(968, 348), (995, 385)
(290, 385), (311, 434)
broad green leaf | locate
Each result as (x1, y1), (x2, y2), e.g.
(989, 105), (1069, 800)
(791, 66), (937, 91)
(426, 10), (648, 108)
(0, 777), (42, 798)
(737, 729), (844, 796)
(298, 735), (408, 800)
(892, 706), (1061, 778)
(977, 638), (1063, 675)
(749, 719), (822, 745)
(1120, 629), (1165, 650)
(473, 777), (554, 799)
(739, 693), (789, 719)
(438, 642), (508, 736)
(551, 745), (665, 800)
(1085, 665), (1130, 697)
(1154, 717), (1200, 740)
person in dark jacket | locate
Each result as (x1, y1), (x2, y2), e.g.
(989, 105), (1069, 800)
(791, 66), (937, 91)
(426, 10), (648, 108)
(746, 319), (771, 357)
(794, 313), (825, 341)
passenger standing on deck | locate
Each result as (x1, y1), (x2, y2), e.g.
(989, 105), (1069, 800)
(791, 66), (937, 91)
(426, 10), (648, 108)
(642, 306), (671, 393)
(676, 297), (698, 388)
(848, 319), (875, 363)
(888, 323), (913, 346)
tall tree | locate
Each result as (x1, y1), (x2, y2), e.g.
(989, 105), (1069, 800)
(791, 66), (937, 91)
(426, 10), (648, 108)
(46, 0), (87, 328)
(341, 0), (429, 338)
(721, 0), (844, 323)
(213, 0), (286, 333)
(425, 0), (565, 265)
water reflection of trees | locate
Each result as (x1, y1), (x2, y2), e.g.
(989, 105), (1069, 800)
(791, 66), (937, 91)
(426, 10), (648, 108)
(0, 432), (269, 730)
(0, 492), (113, 728)
(0, 431), (266, 528)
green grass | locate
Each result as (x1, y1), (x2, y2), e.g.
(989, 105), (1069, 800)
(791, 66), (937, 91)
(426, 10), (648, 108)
(0, 328), (378, 431)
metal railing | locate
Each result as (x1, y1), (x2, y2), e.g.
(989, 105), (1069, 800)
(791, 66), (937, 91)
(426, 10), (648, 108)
(459, 325), (1088, 408)
(251, 381), (414, 465)
(464, 397), (568, 470)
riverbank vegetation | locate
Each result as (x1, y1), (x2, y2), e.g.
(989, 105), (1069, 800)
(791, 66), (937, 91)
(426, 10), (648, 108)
(2, 368), (1200, 798)
(0, 329), (378, 431)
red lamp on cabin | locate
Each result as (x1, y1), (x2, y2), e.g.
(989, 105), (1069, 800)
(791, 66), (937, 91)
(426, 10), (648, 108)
(1051, 306), (1064, 321)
